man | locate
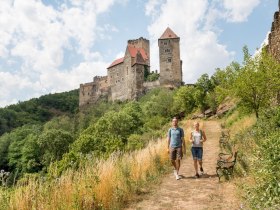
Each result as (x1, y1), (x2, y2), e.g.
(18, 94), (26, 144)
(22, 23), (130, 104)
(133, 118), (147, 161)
(167, 117), (186, 180)
(189, 121), (207, 178)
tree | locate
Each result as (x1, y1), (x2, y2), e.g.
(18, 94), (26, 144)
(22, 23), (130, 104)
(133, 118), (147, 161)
(234, 47), (280, 118)
(172, 86), (196, 114)
(38, 129), (74, 166)
(194, 74), (214, 112)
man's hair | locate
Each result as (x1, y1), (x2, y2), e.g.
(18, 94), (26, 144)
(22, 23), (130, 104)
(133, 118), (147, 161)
(172, 117), (178, 121)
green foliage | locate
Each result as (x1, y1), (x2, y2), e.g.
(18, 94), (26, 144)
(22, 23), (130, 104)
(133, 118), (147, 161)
(146, 72), (160, 82)
(141, 88), (174, 118)
(172, 86), (196, 114)
(21, 134), (42, 173)
(211, 62), (239, 103)
(38, 129), (74, 167)
(0, 89), (78, 136)
(234, 48), (280, 118)
(240, 107), (280, 209)
(126, 134), (145, 151)
(194, 74), (214, 112)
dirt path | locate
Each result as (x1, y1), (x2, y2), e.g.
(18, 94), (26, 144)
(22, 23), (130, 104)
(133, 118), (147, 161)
(125, 120), (241, 210)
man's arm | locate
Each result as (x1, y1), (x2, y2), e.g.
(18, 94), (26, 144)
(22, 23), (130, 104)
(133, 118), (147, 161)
(167, 136), (171, 153)
(167, 129), (171, 153)
(189, 132), (194, 143)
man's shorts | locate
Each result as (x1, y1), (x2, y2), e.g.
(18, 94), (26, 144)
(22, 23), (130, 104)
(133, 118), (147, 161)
(191, 147), (203, 160)
(170, 147), (182, 160)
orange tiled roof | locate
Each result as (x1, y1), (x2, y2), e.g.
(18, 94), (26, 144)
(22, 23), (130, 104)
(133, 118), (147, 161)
(127, 46), (148, 60)
(107, 57), (124, 69)
(159, 27), (179, 39)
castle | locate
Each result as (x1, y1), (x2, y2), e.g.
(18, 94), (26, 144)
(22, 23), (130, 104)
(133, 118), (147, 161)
(79, 27), (182, 106)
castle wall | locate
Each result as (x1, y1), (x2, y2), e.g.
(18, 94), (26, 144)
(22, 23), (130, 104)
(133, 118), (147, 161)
(159, 38), (182, 87)
(143, 80), (160, 91)
(79, 76), (109, 106)
(79, 82), (97, 106)
(108, 62), (127, 101)
(268, 9), (280, 62)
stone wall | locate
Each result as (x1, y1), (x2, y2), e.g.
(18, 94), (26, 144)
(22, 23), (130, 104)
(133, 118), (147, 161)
(143, 80), (160, 91)
(79, 76), (109, 106)
(268, 2), (280, 61)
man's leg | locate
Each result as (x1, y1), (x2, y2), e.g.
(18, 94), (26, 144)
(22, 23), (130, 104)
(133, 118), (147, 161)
(171, 160), (177, 169)
(176, 159), (180, 172)
(176, 147), (182, 173)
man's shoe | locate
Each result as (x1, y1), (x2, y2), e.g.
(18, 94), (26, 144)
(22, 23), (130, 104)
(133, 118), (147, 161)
(194, 173), (200, 178)
(176, 174), (180, 180)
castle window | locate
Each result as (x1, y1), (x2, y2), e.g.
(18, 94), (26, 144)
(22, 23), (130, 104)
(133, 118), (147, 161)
(165, 49), (170, 53)
(167, 58), (172, 62)
(122, 78), (124, 81)
(164, 42), (167, 45)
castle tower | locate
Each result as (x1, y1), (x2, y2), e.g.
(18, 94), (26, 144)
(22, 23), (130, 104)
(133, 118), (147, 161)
(158, 27), (182, 87)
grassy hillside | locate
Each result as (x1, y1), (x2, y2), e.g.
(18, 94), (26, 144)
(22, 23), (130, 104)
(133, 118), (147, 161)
(219, 106), (279, 209)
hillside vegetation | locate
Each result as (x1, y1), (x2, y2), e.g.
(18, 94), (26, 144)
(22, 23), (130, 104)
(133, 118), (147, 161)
(0, 89), (79, 136)
(0, 47), (279, 209)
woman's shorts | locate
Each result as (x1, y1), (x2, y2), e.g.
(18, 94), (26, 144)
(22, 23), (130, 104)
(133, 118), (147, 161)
(191, 147), (203, 160)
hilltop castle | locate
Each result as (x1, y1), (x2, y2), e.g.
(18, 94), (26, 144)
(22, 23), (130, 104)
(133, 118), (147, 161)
(79, 27), (182, 106)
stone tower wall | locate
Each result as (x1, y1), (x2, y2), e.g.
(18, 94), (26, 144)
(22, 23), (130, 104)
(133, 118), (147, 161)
(158, 38), (182, 87)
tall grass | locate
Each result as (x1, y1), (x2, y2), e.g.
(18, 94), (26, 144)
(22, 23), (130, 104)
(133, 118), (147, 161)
(0, 137), (169, 210)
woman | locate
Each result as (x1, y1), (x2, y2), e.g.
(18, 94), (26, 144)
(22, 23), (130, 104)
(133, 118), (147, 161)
(189, 121), (207, 178)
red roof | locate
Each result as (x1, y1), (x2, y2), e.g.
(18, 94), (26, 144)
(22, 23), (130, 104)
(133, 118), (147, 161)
(159, 27), (179, 39)
(127, 46), (148, 60)
(107, 57), (124, 69)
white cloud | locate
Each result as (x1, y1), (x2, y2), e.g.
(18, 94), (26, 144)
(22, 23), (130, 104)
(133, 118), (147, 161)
(0, 0), (117, 107)
(222, 0), (260, 22)
(146, 0), (235, 83)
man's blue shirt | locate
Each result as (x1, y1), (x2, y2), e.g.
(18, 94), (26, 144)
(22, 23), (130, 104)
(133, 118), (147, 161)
(168, 127), (184, 148)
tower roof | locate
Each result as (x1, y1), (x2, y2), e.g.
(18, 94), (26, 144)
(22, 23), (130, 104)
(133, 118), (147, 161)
(107, 57), (124, 69)
(127, 46), (148, 60)
(132, 50), (146, 66)
(159, 27), (179, 39)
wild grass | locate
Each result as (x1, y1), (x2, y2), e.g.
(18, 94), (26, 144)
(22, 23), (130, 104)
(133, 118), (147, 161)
(0, 136), (169, 210)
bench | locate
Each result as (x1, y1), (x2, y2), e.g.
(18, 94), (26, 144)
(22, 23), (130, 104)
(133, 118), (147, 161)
(216, 150), (238, 181)
(219, 130), (230, 147)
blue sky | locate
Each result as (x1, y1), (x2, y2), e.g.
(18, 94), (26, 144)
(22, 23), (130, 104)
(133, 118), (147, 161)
(0, 0), (277, 107)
